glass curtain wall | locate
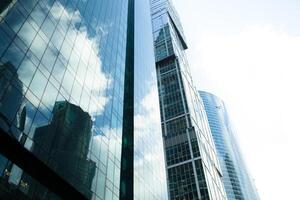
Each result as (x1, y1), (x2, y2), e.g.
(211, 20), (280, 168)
(133, 0), (168, 199)
(0, 0), (169, 199)
(0, 0), (128, 199)
(199, 91), (260, 200)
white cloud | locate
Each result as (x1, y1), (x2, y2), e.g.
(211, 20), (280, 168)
(134, 81), (162, 158)
(134, 80), (168, 199)
(49, 2), (111, 117)
(135, 85), (161, 132)
(189, 26), (300, 199)
(17, 1), (110, 118)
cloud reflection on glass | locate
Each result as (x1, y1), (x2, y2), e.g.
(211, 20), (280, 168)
(0, 0), (128, 199)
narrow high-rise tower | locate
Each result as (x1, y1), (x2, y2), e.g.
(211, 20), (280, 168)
(150, 0), (227, 199)
(199, 91), (260, 200)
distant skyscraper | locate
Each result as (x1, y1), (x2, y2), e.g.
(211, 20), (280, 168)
(0, 0), (167, 199)
(150, 0), (226, 199)
(199, 91), (260, 200)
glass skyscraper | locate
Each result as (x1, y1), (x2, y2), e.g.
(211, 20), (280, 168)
(199, 91), (260, 200)
(0, 0), (167, 199)
(150, 0), (226, 199)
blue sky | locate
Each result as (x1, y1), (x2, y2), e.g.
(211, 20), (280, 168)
(172, 0), (300, 199)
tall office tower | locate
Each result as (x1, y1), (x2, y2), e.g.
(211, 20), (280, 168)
(0, 0), (167, 199)
(199, 91), (260, 200)
(150, 0), (227, 199)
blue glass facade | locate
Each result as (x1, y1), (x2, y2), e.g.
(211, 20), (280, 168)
(199, 91), (260, 200)
(0, 0), (167, 199)
(151, 0), (226, 199)
(134, 0), (168, 199)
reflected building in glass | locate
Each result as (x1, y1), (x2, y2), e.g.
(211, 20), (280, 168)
(150, 0), (226, 199)
(199, 91), (260, 200)
(0, 0), (167, 199)
(26, 101), (96, 199)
